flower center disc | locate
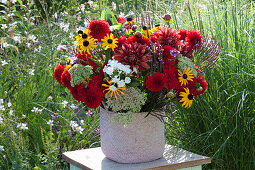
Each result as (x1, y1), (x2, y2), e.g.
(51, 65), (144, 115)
(107, 39), (113, 44)
(83, 40), (89, 47)
(143, 26), (147, 30)
(78, 30), (83, 35)
(188, 94), (193, 100)
(82, 33), (88, 39)
(183, 74), (188, 79)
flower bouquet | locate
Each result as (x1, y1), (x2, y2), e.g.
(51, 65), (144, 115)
(54, 9), (220, 163)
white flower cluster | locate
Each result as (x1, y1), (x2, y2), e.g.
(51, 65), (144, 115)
(70, 121), (83, 134)
(31, 107), (43, 114)
(103, 60), (132, 89)
(0, 99), (5, 112)
(17, 123), (28, 130)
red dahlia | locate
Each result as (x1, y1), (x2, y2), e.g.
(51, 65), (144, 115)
(163, 65), (179, 91)
(117, 35), (127, 48)
(88, 75), (105, 97)
(186, 30), (203, 49)
(54, 64), (65, 85)
(150, 27), (181, 48)
(70, 83), (87, 102)
(84, 89), (103, 109)
(61, 70), (72, 89)
(162, 45), (176, 66)
(146, 72), (165, 92)
(127, 35), (150, 46)
(188, 76), (208, 96)
(113, 42), (151, 77)
(117, 16), (126, 24)
(178, 29), (188, 41)
(88, 19), (110, 41)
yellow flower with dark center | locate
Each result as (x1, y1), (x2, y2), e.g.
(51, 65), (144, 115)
(76, 29), (91, 45)
(150, 26), (161, 33)
(178, 67), (194, 86)
(142, 26), (152, 37)
(101, 33), (118, 51)
(79, 37), (98, 54)
(179, 88), (194, 108)
(102, 79), (126, 99)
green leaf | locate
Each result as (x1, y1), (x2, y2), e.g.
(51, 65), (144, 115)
(126, 29), (134, 35)
(17, 0), (23, 5)
(101, 7), (118, 26)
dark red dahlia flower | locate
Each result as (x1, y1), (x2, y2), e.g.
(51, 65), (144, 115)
(88, 19), (110, 41)
(70, 83), (87, 102)
(117, 35), (127, 48)
(84, 89), (103, 109)
(162, 45), (176, 66)
(127, 35), (150, 46)
(150, 27), (181, 48)
(178, 29), (188, 41)
(61, 70), (72, 89)
(146, 72), (165, 92)
(117, 16), (126, 24)
(54, 64), (65, 85)
(76, 51), (97, 71)
(163, 65), (179, 90)
(113, 42), (151, 77)
(188, 76), (208, 96)
(88, 75), (105, 97)
(186, 30), (203, 49)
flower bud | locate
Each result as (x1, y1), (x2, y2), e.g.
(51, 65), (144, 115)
(134, 31), (142, 38)
(163, 14), (172, 21)
(166, 91), (176, 99)
(131, 25), (137, 32)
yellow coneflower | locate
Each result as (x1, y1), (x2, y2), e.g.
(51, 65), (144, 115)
(179, 88), (194, 108)
(79, 37), (98, 54)
(102, 79), (126, 99)
(178, 67), (194, 86)
(142, 26), (152, 37)
(101, 33), (118, 51)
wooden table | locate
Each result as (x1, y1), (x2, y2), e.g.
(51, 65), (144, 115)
(63, 144), (211, 170)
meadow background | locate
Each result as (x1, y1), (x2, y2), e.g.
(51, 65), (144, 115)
(0, 0), (254, 169)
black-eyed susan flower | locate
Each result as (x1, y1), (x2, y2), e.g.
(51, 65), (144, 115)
(178, 67), (194, 86)
(76, 29), (91, 44)
(102, 79), (126, 99)
(179, 88), (194, 108)
(150, 24), (161, 33)
(142, 26), (152, 37)
(101, 33), (118, 51)
(79, 37), (98, 54)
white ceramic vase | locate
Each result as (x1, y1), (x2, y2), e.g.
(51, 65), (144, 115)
(100, 107), (165, 163)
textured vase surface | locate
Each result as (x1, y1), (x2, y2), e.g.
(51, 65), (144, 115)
(100, 107), (165, 163)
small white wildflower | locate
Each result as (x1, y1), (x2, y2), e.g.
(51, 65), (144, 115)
(80, 120), (84, 125)
(47, 120), (54, 126)
(60, 22), (69, 32)
(80, 4), (85, 11)
(0, 145), (4, 152)
(0, 117), (3, 124)
(47, 96), (52, 100)
(57, 44), (66, 51)
(28, 69), (35, 75)
(7, 102), (12, 107)
(1, 60), (8, 66)
(2, 42), (9, 48)
(13, 36), (21, 43)
(125, 77), (131, 84)
(111, 76), (120, 83)
(88, 0), (93, 7)
(31, 107), (42, 114)
(53, 12), (57, 19)
(9, 110), (14, 116)
(28, 34), (37, 43)
(0, 99), (3, 104)
(109, 85), (117, 91)
(11, 0), (17, 4)
(12, 131), (16, 135)
(26, 42), (31, 48)
(69, 32), (74, 39)
(22, 114), (26, 119)
(0, 105), (5, 111)
(112, 2), (116, 11)
(119, 12), (125, 17)
(76, 126), (83, 134)
(70, 104), (78, 110)
(1, 24), (7, 30)
(70, 121), (78, 130)
(61, 101), (68, 108)
(17, 123), (28, 130)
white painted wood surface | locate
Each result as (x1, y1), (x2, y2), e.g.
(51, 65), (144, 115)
(63, 144), (211, 170)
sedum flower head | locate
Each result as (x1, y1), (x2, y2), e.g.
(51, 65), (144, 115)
(105, 87), (147, 113)
(68, 64), (93, 87)
(177, 56), (197, 77)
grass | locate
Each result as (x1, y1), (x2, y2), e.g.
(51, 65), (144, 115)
(0, 0), (254, 169)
